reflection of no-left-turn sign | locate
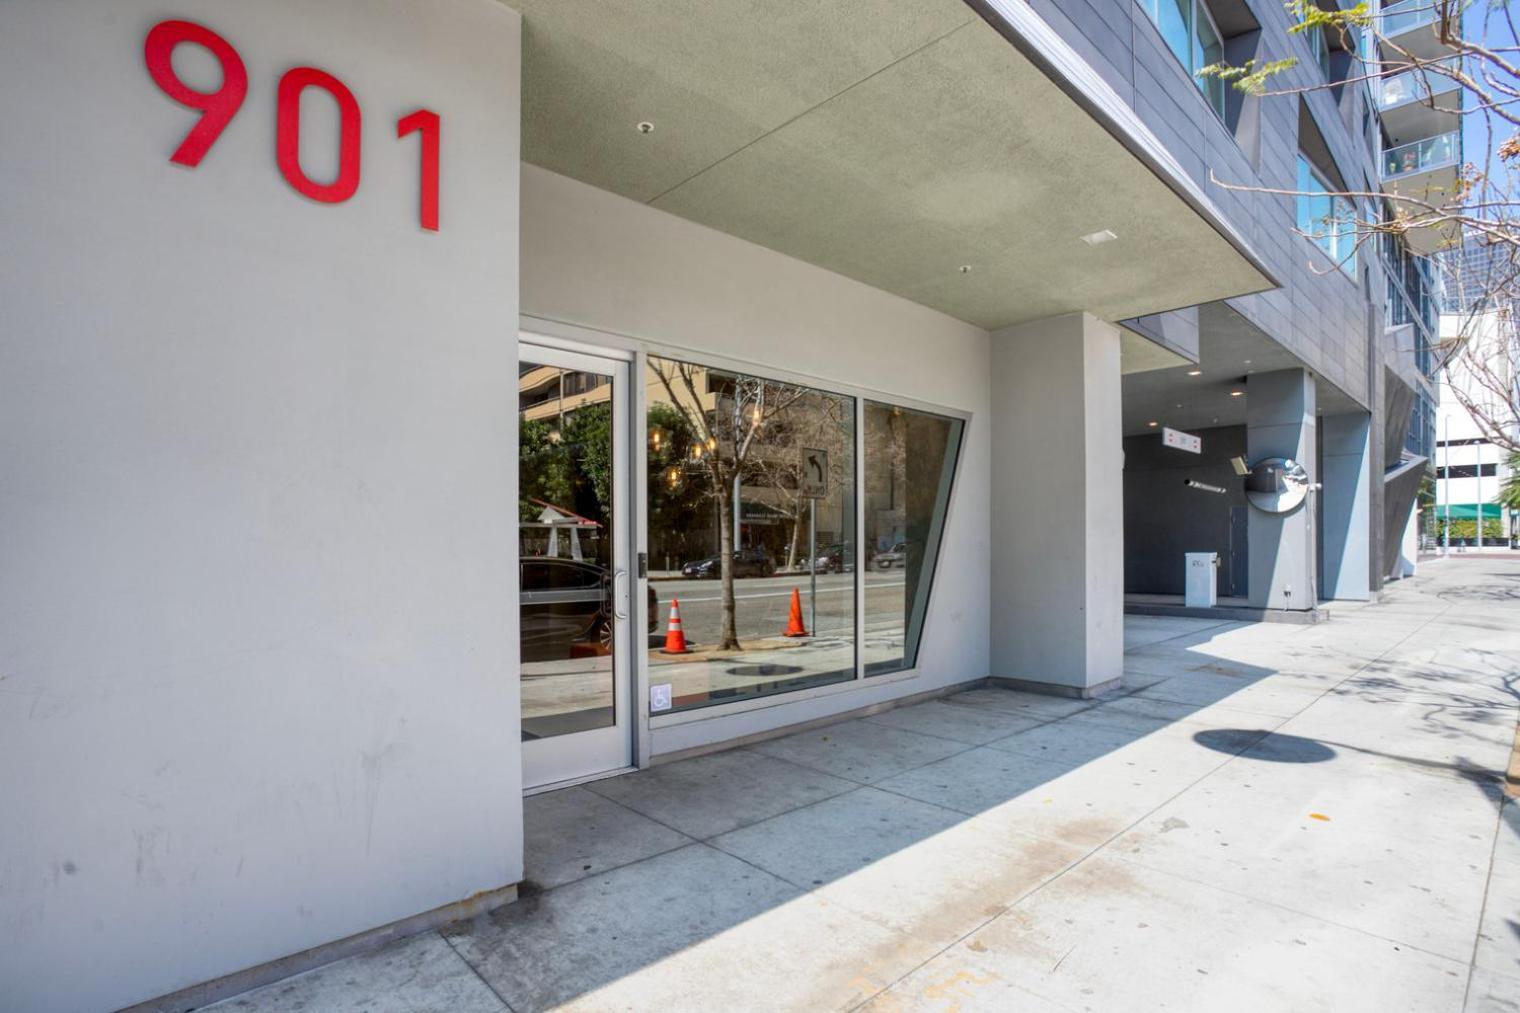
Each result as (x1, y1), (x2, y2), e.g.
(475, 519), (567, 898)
(800, 448), (828, 498)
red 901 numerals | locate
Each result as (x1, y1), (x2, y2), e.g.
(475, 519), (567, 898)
(144, 19), (441, 232)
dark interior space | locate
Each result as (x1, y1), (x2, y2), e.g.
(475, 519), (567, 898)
(1123, 425), (1248, 596)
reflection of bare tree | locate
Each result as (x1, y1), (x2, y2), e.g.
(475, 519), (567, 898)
(649, 359), (811, 650)
(864, 404), (910, 562)
(747, 395), (852, 572)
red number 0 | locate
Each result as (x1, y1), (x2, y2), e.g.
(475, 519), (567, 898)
(397, 110), (441, 232)
(144, 20), (248, 167)
(276, 68), (362, 204)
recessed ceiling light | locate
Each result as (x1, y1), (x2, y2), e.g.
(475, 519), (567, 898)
(1243, 359), (1252, 365)
(636, 121), (655, 133)
(1187, 369), (1202, 376)
(1230, 390), (1245, 397)
(1174, 403), (1183, 409)
(1079, 229), (1119, 246)
(1148, 420), (1159, 427)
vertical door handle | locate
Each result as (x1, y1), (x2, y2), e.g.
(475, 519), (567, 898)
(613, 568), (628, 621)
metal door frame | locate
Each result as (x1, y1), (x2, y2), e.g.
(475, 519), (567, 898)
(519, 339), (635, 792)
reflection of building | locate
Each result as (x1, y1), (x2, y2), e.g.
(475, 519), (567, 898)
(520, 498), (603, 560)
(519, 363), (609, 421)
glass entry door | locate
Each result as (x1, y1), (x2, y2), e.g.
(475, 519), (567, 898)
(519, 342), (633, 790)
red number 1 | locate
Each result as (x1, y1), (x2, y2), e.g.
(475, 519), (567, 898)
(144, 20), (248, 167)
(397, 110), (441, 232)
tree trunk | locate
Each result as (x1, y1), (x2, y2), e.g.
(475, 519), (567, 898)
(785, 497), (804, 572)
(715, 479), (740, 650)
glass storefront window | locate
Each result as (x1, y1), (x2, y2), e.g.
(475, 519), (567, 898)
(862, 403), (963, 676)
(645, 355), (856, 712)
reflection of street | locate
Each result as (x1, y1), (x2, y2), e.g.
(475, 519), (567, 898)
(647, 569), (910, 709)
(654, 570), (906, 642)
(647, 631), (907, 710)
(521, 657), (615, 735)
(523, 570), (913, 727)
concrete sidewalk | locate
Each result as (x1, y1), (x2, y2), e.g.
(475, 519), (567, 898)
(209, 561), (1520, 1013)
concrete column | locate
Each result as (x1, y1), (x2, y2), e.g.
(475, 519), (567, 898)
(990, 312), (1123, 697)
(1320, 412), (1373, 600)
(1247, 369), (1317, 609)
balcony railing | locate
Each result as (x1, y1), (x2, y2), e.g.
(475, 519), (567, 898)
(1382, 130), (1460, 178)
(1380, 0), (1449, 37)
(1377, 57), (1461, 109)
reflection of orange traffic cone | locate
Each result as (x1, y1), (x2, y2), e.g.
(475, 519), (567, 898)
(661, 598), (691, 654)
(784, 588), (809, 638)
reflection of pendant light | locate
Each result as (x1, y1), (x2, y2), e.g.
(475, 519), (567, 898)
(547, 369), (564, 444)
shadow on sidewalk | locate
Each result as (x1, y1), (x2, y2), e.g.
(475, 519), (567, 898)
(430, 611), (1516, 1012)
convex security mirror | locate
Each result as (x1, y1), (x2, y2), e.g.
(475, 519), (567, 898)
(1245, 457), (1310, 514)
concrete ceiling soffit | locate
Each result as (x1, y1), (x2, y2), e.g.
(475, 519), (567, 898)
(967, 0), (1278, 290)
(1121, 302), (1366, 436)
(1120, 326), (1191, 374)
(507, 0), (1280, 330)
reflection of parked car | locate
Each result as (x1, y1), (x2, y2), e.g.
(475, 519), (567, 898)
(874, 542), (907, 570)
(814, 543), (854, 574)
(520, 557), (657, 662)
(681, 548), (775, 579)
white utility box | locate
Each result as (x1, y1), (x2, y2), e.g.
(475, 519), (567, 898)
(1184, 552), (1218, 608)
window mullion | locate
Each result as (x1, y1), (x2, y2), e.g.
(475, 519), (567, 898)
(853, 396), (865, 682)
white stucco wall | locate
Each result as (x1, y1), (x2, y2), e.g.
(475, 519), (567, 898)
(520, 165), (993, 753)
(0, 3), (522, 1010)
(988, 314), (1123, 693)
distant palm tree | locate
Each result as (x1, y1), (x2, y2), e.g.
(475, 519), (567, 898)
(1501, 453), (1520, 512)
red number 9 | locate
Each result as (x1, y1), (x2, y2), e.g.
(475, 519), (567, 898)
(144, 20), (248, 167)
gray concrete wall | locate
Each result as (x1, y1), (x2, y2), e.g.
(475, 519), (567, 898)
(1123, 425), (1248, 596)
(1247, 369), (1318, 609)
(1320, 412), (1373, 600)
